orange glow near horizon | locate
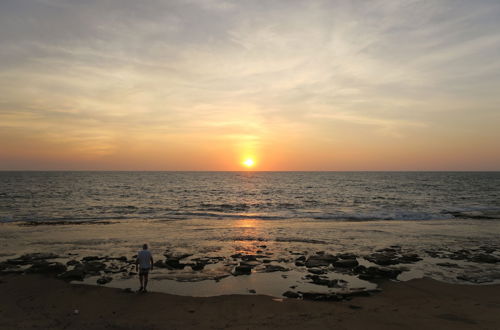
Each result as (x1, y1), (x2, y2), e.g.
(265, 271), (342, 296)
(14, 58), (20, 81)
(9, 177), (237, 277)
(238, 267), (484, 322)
(1, 2), (499, 171)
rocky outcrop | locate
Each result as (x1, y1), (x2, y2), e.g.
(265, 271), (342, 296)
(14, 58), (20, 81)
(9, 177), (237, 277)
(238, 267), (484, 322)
(25, 261), (66, 275)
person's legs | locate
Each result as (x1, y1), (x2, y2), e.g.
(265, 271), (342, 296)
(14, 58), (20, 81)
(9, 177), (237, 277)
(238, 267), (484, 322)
(139, 273), (144, 291)
(143, 273), (149, 292)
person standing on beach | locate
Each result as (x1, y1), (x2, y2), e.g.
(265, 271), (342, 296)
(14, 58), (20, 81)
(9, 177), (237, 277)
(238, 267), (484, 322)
(135, 244), (154, 292)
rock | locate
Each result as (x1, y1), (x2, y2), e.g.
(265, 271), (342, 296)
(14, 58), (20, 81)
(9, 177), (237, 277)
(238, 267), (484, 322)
(25, 261), (66, 275)
(66, 260), (80, 266)
(342, 289), (380, 298)
(164, 259), (186, 269)
(164, 252), (192, 260)
(248, 289), (256, 294)
(471, 253), (499, 263)
(295, 261), (305, 267)
(282, 291), (300, 299)
(58, 269), (85, 281)
(337, 253), (357, 260)
(7, 253), (59, 265)
(305, 254), (338, 268)
(191, 263), (205, 271)
(308, 268), (327, 275)
(301, 292), (343, 301)
(398, 253), (422, 263)
(295, 256), (306, 262)
(241, 255), (258, 261)
(263, 265), (288, 272)
(358, 266), (402, 281)
(308, 275), (339, 288)
(349, 305), (363, 310)
(0, 268), (24, 275)
(233, 264), (252, 276)
(230, 253), (244, 259)
(96, 276), (112, 285)
(240, 260), (260, 267)
(80, 261), (106, 274)
(365, 253), (399, 266)
(82, 256), (102, 262)
(436, 262), (460, 268)
(333, 259), (359, 268)
(116, 256), (127, 262)
(153, 260), (166, 268)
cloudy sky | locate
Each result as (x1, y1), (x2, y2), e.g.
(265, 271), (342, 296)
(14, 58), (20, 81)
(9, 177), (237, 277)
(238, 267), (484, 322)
(1, 0), (499, 170)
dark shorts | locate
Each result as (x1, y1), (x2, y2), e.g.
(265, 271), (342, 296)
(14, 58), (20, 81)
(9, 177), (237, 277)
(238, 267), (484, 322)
(139, 268), (150, 275)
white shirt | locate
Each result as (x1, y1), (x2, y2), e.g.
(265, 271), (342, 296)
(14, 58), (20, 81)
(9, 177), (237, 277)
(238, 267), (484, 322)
(137, 249), (152, 269)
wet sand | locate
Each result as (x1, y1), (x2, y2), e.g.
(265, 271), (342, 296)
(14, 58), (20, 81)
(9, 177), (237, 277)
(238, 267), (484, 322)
(1, 274), (499, 329)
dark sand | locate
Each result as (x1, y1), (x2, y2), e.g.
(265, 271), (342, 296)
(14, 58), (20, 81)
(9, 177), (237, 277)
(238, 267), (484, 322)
(1, 274), (499, 329)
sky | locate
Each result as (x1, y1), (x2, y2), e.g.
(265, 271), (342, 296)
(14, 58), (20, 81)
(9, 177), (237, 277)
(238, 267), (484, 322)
(1, 0), (499, 171)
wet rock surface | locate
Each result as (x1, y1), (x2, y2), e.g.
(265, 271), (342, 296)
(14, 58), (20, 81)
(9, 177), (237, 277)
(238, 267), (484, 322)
(1, 243), (499, 297)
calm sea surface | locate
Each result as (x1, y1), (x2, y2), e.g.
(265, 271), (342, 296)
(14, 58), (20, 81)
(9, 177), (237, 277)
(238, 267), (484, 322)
(1, 171), (499, 223)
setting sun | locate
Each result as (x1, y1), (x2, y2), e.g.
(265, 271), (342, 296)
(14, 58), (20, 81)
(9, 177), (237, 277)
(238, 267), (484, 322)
(243, 158), (255, 168)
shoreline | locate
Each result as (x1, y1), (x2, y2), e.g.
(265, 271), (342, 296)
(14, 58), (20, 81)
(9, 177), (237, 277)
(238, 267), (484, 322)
(1, 274), (499, 329)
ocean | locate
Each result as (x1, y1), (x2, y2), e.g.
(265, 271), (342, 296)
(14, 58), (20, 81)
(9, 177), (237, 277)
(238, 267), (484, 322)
(1, 171), (499, 223)
(1, 171), (499, 297)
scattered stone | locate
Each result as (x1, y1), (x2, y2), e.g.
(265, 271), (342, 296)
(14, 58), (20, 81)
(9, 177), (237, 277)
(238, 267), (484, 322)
(308, 268), (327, 275)
(191, 263), (205, 271)
(233, 264), (252, 276)
(7, 253), (59, 265)
(337, 253), (357, 260)
(436, 262), (460, 268)
(471, 253), (499, 263)
(164, 252), (192, 260)
(58, 269), (85, 281)
(82, 256), (101, 262)
(365, 253), (399, 266)
(241, 255), (258, 262)
(283, 291), (300, 299)
(356, 266), (402, 281)
(301, 292), (343, 301)
(248, 289), (256, 294)
(66, 260), (80, 266)
(80, 261), (106, 275)
(333, 259), (359, 268)
(399, 253), (422, 263)
(25, 261), (66, 275)
(154, 260), (166, 268)
(96, 276), (112, 285)
(164, 259), (186, 270)
(307, 275), (340, 288)
(305, 254), (338, 268)
(263, 265), (288, 272)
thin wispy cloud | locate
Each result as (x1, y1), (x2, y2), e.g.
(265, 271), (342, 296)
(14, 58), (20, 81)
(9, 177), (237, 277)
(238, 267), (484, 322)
(1, 0), (499, 170)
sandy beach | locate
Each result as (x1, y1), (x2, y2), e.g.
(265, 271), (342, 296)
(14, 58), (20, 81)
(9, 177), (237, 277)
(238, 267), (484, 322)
(1, 274), (499, 329)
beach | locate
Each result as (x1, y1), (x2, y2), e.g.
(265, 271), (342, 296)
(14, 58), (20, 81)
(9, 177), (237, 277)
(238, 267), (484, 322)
(1, 274), (499, 329)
